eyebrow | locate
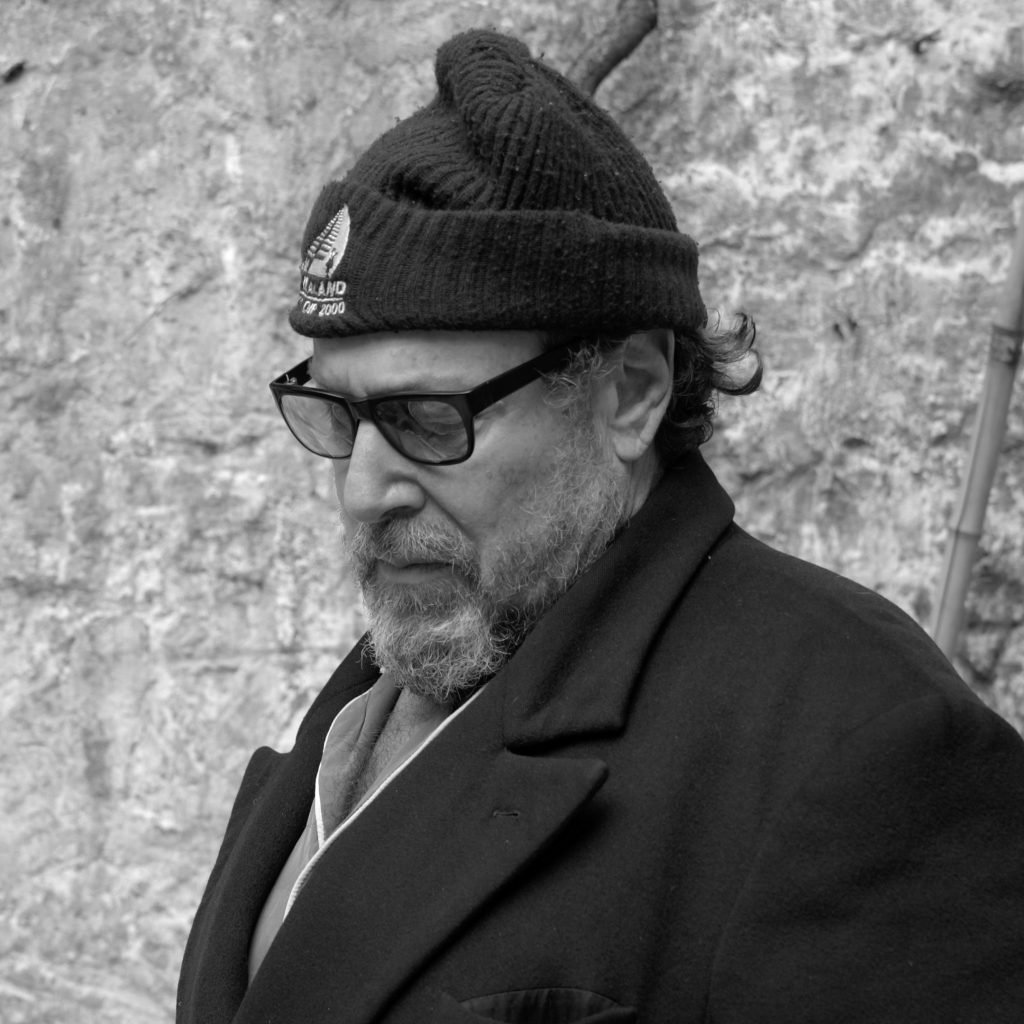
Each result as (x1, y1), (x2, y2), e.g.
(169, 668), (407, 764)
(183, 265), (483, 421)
(306, 356), (329, 390)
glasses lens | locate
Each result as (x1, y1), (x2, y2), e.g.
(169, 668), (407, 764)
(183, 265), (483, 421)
(374, 398), (470, 463)
(279, 393), (355, 457)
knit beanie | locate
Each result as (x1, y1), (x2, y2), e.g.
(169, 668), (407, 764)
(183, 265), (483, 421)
(288, 29), (706, 340)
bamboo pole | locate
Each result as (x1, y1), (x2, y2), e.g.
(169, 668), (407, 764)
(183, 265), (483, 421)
(933, 209), (1024, 658)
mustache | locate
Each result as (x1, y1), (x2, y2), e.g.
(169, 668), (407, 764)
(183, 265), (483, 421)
(342, 517), (480, 584)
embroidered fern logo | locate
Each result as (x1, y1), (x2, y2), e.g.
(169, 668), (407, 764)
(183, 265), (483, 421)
(299, 205), (351, 317)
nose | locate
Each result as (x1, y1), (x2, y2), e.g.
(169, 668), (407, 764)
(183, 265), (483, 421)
(334, 420), (427, 524)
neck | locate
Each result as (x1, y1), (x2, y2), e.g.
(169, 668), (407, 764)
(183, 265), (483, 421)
(624, 449), (664, 518)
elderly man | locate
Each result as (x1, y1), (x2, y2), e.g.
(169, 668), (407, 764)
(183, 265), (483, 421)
(178, 29), (1024, 1024)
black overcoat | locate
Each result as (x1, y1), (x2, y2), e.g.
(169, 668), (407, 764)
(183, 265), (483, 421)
(178, 454), (1024, 1023)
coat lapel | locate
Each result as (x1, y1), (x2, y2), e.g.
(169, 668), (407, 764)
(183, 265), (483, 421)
(236, 677), (607, 1023)
(178, 643), (380, 1024)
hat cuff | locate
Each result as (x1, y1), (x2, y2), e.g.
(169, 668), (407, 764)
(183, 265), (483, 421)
(288, 184), (706, 340)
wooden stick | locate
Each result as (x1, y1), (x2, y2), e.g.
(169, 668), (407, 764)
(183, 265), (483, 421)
(933, 209), (1024, 658)
(567, 0), (658, 96)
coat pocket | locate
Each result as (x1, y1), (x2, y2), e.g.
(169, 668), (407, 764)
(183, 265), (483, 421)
(457, 987), (636, 1023)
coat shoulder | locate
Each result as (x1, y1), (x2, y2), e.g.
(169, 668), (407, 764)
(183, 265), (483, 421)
(679, 523), (968, 710)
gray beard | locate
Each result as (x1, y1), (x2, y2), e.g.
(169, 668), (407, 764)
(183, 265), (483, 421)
(342, 417), (629, 706)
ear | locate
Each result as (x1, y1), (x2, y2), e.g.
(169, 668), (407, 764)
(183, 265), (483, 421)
(596, 329), (674, 464)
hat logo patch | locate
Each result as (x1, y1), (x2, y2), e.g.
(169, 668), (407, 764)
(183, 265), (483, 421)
(299, 205), (350, 317)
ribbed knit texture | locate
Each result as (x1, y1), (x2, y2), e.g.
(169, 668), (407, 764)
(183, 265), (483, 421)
(289, 30), (706, 340)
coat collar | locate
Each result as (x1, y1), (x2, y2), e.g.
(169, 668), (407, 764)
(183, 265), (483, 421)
(499, 451), (734, 747)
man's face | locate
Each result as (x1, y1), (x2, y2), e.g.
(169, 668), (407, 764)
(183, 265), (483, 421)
(310, 330), (630, 704)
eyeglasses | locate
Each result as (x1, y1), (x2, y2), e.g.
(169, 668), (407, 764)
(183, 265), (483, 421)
(269, 341), (584, 466)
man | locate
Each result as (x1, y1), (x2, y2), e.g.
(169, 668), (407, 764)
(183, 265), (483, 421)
(178, 29), (1024, 1024)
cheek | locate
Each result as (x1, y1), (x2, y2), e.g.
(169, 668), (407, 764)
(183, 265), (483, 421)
(430, 400), (573, 540)
(434, 466), (526, 539)
(447, 445), (557, 542)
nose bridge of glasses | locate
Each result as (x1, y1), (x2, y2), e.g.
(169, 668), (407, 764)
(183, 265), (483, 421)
(345, 394), (377, 426)
(339, 395), (391, 458)
(346, 394), (422, 462)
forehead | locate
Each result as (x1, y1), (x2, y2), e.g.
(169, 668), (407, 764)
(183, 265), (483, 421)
(309, 329), (545, 394)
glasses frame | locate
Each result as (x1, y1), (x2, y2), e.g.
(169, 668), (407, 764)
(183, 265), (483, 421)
(269, 340), (586, 466)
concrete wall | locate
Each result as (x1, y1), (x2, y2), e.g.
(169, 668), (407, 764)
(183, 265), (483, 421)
(2, 0), (1022, 1019)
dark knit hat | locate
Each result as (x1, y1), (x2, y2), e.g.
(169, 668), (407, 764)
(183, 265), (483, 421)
(289, 29), (705, 340)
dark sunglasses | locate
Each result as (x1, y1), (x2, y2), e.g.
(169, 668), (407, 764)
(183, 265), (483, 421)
(269, 341), (585, 466)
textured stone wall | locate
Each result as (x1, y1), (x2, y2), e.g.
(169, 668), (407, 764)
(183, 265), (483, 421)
(2, 0), (1022, 1020)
